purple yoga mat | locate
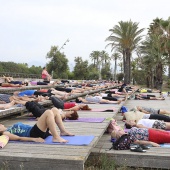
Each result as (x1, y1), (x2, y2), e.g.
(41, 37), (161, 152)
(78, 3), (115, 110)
(10, 135), (94, 146)
(29, 117), (105, 123)
(124, 128), (130, 133)
(64, 117), (105, 123)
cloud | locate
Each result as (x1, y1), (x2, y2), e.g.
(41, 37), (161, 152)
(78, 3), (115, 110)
(0, 0), (170, 68)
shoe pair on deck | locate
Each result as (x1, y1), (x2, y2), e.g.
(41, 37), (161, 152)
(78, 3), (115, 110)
(130, 144), (150, 153)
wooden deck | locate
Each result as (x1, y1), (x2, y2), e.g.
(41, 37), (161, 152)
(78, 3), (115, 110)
(90, 94), (170, 169)
(0, 86), (117, 119)
(0, 85), (56, 94)
(0, 102), (124, 170)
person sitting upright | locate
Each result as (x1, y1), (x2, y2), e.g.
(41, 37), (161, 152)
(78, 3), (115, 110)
(42, 67), (51, 83)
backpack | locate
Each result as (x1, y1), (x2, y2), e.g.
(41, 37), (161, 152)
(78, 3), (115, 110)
(107, 119), (123, 134)
(120, 106), (128, 113)
(110, 134), (132, 150)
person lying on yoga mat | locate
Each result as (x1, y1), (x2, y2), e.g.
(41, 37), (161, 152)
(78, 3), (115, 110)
(139, 88), (160, 93)
(0, 108), (74, 143)
(99, 92), (127, 98)
(29, 80), (57, 86)
(10, 95), (48, 103)
(123, 110), (170, 123)
(0, 93), (45, 105)
(0, 101), (16, 110)
(94, 92), (128, 101)
(14, 100), (79, 120)
(54, 86), (89, 94)
(13, 89), (68, 99)
(0, 76), (28, 86)
(135, 93), (165, 100)
(111, 126), (170, 147)
(75, 96), (121, 104)
(35, 88), (70, 99)
(50, 96), (92, 111)
(132, 106), (170, 115)
(0, 82), (24, 87)
(125, 119), (170, 130)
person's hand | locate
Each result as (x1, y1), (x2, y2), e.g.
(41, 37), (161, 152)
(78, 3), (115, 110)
(0, 101), (6, 104)
(151, 142), (160, 147)
(33, 137), (45, 143)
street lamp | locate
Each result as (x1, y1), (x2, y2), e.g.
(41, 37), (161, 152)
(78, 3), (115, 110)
(52, 39), (70, 78)
(59, 39), (70, 51)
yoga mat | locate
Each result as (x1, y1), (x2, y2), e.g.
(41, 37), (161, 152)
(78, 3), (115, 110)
(124, 128), (130, 133)
(160, 144), (170, 148)
(89, 107), (116, 112)
(10, 135), (94, 146)
(64, 117), (105, 123)
(28, 117), (105, 123)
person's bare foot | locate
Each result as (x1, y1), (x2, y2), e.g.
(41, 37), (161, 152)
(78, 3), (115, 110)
(52, 136), (68, 143)
(117, 100), (121, 104)
(0, 107), (5, 110)
(45, 96), (49, 100)
(63, 93), (69, 100)
(0, 101), (6, 104)
(60, 131), (74, 136)
(11, 100), (16, 105)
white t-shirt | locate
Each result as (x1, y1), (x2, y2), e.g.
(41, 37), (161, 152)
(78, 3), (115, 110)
(100, 93), (108, 97)
(142, 114), (150, 119)
(137, 119), (155, 128)
(0, 78), (5, 83)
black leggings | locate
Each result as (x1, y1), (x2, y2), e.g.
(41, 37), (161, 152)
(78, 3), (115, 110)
(102, 97), (118, 101)
(34, 89), (52, 97)
(25, 101), (47, 118)
(149, 114), (170, 122)
(55, 87), (72, 93)
(105, 91), (116, 94)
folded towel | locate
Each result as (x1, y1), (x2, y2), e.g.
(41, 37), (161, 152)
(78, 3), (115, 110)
(0, 135), (9, 148)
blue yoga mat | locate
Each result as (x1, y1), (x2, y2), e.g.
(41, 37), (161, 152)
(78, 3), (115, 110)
(10, 135), (94, 146)
(160, 144), (170, 148)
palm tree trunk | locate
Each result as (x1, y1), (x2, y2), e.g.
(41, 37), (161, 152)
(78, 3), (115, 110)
(155, 63), (163, 91)
(124, 49), (131, 84)
(114, 59), (117, 81)
(168, 51), (170, 78)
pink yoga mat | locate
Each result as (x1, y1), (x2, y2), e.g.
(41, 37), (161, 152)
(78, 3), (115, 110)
(80, 107), (116, 112)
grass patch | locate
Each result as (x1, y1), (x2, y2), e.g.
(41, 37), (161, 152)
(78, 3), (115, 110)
(84, 154), (117, 170)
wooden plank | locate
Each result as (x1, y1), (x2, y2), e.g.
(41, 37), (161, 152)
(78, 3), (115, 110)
(0, 85), (130, 169)
(90, 95), (170, 169)
(0, 107), (121, 170)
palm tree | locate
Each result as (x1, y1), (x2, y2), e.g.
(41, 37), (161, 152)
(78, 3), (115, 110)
(159, 18), (170, 78)
(106, 20), (144, 83)
(111, 52), (121, 80)
(140, 31), (166, 89)
(89, 51), (101, 68)
(89, 51), (101, 79)
(100, 50), (110, 70)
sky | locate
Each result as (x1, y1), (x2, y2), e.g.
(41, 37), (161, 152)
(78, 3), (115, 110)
(0, 0), (170, 70)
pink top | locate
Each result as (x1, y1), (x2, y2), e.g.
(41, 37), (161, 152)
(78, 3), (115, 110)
(42, 70), (49, 79)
